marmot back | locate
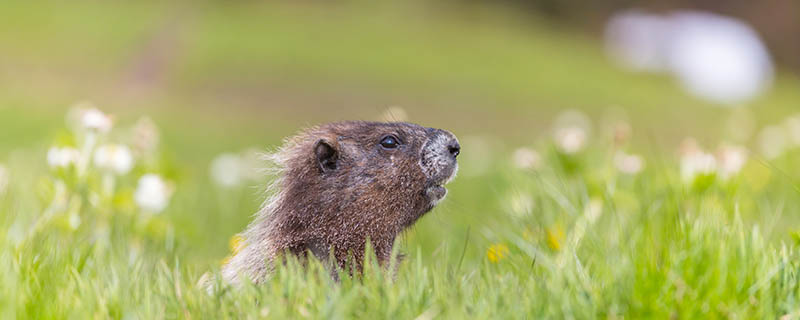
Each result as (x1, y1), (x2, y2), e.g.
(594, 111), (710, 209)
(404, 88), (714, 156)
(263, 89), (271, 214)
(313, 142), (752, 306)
(221, 121), (460, 285)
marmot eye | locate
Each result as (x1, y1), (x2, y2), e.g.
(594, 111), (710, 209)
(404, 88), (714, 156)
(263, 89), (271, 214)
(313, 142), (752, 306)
(380, 135), (400, 149)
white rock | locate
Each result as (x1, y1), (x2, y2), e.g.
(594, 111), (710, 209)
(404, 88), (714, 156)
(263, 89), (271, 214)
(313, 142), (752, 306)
(668, 11), (773, 105)
(605, 10), (773, 105)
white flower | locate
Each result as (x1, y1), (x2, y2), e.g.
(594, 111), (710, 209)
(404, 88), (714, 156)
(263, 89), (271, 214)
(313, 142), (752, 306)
(210, 153), (244, 187)
(94, 144), (134, 175)
(614, 151), (644, 175)
(553, 110), (591, 154)
(47, 147), (80, 168)
(716, 144), (748, 180)
(555, 126), (587, 154)
(511, 147), (541, 170)
(680, 149), (717, 182)
(0, 164), (8, 195)
(134, 174), (172, 213)
(758, 125), (788, 159)
(81, 108), (113, 133)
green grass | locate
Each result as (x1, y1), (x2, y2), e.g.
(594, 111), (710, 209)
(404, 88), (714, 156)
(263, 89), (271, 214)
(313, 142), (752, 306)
(3, 0), (800, 318)
(4, 111), (800, 318)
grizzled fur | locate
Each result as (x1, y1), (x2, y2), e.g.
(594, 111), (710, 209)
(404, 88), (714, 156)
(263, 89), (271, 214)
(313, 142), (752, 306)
(220, 121), (460, 285)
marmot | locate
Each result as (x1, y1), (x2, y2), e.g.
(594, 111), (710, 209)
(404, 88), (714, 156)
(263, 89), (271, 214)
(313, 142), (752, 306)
(220, 121), (460, 285)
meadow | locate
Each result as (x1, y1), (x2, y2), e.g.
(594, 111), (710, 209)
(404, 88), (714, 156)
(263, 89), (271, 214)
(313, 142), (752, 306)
(3, 1), (800, 319)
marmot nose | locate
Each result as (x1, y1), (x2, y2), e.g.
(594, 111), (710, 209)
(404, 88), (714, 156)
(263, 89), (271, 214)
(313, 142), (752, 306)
(448, 141), (460, 158)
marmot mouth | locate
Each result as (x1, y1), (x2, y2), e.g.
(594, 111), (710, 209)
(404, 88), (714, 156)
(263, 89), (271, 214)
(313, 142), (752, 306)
(425, 165), (457, 204)
(425, 184), (448, 203)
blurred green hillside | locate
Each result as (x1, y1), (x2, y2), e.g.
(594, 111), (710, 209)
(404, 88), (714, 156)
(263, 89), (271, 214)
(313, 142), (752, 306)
(3, 0), (799, 151)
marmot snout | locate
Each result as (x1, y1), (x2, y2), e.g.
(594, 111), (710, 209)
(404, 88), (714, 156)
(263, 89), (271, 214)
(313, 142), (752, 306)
(220, 121), (459, 285)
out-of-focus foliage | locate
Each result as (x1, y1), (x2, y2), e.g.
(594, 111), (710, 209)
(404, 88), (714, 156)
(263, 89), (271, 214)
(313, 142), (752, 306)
(2, 0), (800, 318)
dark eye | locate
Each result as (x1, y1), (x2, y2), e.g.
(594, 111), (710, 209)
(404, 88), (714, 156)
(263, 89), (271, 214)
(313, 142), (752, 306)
(380, 135), (400, 149)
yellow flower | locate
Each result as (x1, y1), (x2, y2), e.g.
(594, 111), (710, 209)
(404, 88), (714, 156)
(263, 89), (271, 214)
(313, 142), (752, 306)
(229, 235), (246, 255)
(221, 235), (246, 265)
(546, 226), (565, 251)
(487, 244), (509, 263)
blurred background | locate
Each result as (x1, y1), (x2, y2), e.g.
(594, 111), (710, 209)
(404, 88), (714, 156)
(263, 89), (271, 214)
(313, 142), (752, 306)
(1, 0), (799, 264)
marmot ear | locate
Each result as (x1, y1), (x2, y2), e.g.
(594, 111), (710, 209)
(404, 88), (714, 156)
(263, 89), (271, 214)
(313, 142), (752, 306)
(314, 139), (338, 173)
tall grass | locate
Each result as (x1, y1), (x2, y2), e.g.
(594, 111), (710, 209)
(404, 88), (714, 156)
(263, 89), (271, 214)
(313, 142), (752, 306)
(2, 108), (800, 319)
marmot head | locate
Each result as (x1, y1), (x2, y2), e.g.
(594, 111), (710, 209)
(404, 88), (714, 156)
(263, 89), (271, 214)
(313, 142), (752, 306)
(276, 122), (459, 232)
(260, 121), (459, 259)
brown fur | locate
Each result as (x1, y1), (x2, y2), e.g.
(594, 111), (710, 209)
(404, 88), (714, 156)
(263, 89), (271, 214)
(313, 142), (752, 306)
(220, 121), (459, 285)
